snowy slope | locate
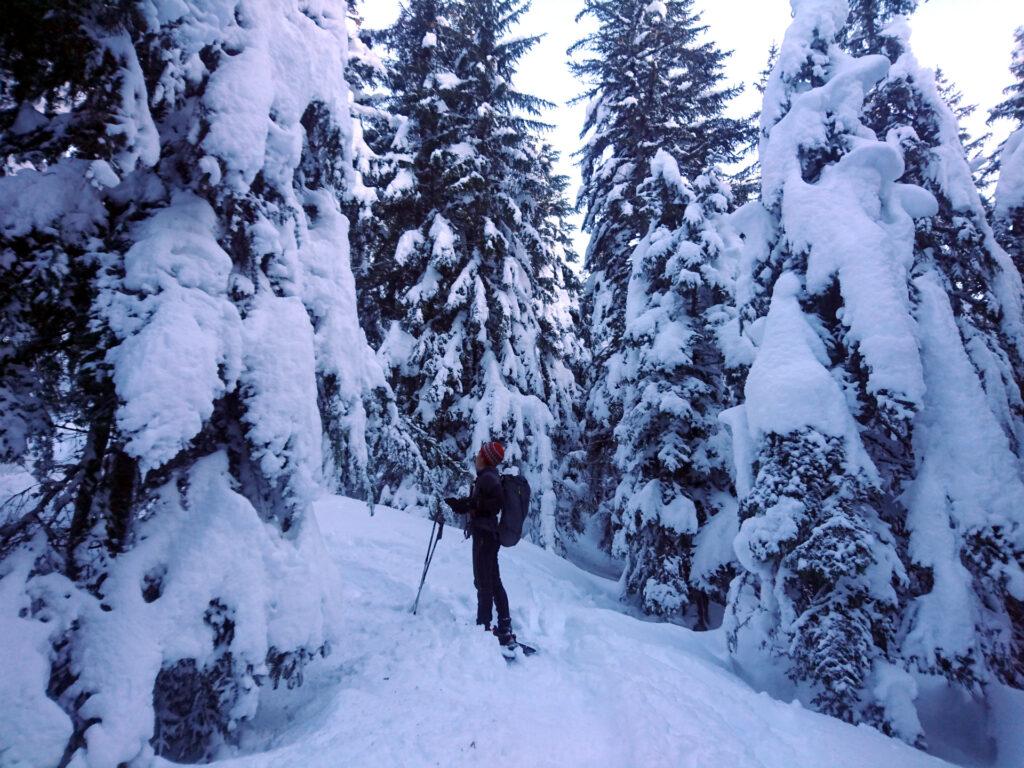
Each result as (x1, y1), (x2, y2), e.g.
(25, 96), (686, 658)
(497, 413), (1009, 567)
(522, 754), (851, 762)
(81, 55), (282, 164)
(179, 497), (975, 768)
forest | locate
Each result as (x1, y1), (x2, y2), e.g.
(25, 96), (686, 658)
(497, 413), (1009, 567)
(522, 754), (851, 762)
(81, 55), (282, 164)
(1, 0), (1023, 766)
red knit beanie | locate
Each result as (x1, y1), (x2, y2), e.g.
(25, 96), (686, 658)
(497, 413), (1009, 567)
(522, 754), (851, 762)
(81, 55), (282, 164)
(478, 441), (505, 467)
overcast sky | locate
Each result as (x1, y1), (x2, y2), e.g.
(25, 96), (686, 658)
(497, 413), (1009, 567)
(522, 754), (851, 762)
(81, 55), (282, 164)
(359, 0), (1023, 256)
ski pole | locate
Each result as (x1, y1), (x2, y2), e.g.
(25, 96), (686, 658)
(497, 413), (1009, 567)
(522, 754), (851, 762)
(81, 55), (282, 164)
(411, 511), (445, 614)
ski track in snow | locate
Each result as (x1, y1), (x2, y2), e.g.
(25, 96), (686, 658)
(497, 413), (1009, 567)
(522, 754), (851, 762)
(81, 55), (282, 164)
(196, 497), (957, 768)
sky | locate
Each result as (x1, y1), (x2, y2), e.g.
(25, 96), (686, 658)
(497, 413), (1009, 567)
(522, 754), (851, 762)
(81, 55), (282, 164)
(358, 0), (1023, 258)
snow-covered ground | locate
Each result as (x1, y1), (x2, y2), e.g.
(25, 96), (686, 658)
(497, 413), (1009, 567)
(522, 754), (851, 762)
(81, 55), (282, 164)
(182, 497), (1021, 768)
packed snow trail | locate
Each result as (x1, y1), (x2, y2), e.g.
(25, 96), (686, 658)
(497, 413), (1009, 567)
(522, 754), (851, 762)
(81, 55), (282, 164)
(199, 498), (956, 768)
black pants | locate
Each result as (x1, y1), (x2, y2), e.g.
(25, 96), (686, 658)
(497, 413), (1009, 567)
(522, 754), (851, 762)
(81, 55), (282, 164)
(472, 531), (510, 627)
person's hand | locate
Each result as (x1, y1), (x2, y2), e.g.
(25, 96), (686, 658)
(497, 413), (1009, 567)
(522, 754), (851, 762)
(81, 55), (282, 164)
(445, 497), (467, 513)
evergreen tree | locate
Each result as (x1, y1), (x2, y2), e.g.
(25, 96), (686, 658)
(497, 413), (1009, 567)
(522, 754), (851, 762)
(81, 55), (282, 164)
(854, 10), (1024, 447)
(731, 43), (779, 206)
(830, 2), (941, 522)
(841, 0), (917, 56)
(0, 1), (405, 761)
(526, 141), (589, 532)
(569, 0), (749, 585)
(349, 0), (462, 349)
(611, 153), (738, 625)
(994, 131), (1024, 276)
(374, 0), (582, 547)
(725, 0), (936, 741)
(853, 14), (1024, 697)
(991, 27), (1024, 274)
(989, 26), (1024, 129)
(0, 1), (103, 502)
(343, 1), (391, 324)
(934, 69), (991, 186)
(725, 0), (1024, 742)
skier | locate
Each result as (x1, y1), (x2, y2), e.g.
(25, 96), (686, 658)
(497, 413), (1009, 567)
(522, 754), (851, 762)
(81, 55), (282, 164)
(446, 441), (514, 647)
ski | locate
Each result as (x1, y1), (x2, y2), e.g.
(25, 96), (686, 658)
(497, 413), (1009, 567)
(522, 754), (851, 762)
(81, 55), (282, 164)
(516, 641), (538, 656)
(501, 639), (538, 663)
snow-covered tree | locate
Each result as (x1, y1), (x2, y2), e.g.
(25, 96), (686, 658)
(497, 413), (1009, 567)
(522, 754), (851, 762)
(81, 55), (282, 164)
(0, 4), (100, 503)
(569, 0), (749, 578)
(0, 1), (408, 762)
(857, 13), (1024, 447)
(989, 26), (1024, 140)
(995, 130), (1024, 276)
(841, 0), (917, 56)
(935, 71), (992, 186)
(991, 27), (1024, 274)
(374, 0), (582, 547)
(342, 3), (391, 325)
(853, 15), (1024, 698)
(526, 142), (589, 532)
(732, 43), (780, 206)
(725, 0), (937, 741)
(609, 152), (738, 625)
(726, 0), (1024, 742)
(348, 0), (461, 349)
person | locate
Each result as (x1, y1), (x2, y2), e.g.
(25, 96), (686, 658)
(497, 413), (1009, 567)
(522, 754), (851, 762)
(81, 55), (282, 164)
(446, 441), (514, 646)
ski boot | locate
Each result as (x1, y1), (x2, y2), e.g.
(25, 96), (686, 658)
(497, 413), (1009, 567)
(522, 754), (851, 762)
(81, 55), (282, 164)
(494, 617), (517, 659)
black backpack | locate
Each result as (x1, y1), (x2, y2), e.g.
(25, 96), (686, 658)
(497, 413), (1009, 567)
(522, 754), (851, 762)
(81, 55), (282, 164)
(498, 473), (530, 547)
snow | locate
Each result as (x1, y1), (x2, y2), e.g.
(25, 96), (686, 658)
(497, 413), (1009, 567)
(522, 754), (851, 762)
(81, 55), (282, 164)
(140, 0), (352, 197)
(764, 53), (890, 205)
(0, 159), (107, 240)
(784, 140), (930, 407)
(286, 187), (390, 491)
(880, 27), (1024, 374)
(0, 3), (407, 765)
(240, 294), (324, 510)
(2, 0), (1022, 762)
(995, 128), (1024, 220)
(434, 71), (463, 90)
(759, 29), (936, 410)
(627, 480), (698, 535)
(101, 194), (243, 475)
(726, 200), (777, 315)
(0, 456), (343, 768)
(196, 9), (316, 191)
(385, 168), (416, 198)
(645, 1), (668, 19)
(988, 685), (1024, 768)
(743, 273), (860, 444)
(726, 0), (1024, 744)
(102, 31), (161, 172)
(886, 45), (974, 214)
(392, 229), (423, 268)
(446, 140), (476, 159)
(719, 405), (754, 498)
(198, 155), (223, 185)
(734, 496), (804, 577)
(429, 213), (458, 263)
(760, 0), (853, 136)
(0, 549), (73, 768)
(691, 497), (740, 587)
(901, 271), (1024, 671)
(131, 496), (967, 768)
(87, 160), (121, 189)
(872, 663), (922, 745)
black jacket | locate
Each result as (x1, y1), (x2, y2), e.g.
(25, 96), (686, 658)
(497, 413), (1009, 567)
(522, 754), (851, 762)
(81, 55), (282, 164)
(450, 467), (502, 535)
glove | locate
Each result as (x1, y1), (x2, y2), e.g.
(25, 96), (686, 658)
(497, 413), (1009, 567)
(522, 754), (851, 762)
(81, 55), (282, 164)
(445, 497), (469, 514)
